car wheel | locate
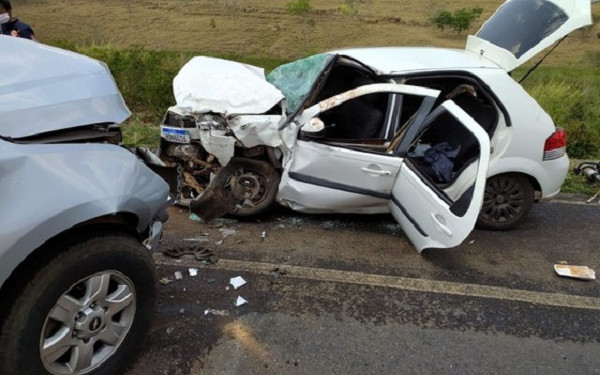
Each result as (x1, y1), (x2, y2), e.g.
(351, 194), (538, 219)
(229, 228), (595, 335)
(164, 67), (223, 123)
(0, 234), (156, 375)
(476, 174), (534, 231)
(226, 158), (280, 217)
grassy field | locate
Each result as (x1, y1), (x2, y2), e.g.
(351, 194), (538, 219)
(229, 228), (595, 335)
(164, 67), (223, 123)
(15, 0), (600, 192)
(19, 0), (600, 62)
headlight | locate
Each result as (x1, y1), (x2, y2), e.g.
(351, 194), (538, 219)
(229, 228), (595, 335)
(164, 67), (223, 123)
(196, 114), (227, 131)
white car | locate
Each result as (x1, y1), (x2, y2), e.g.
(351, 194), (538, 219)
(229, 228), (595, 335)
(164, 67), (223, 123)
(158, 0), (592, 252)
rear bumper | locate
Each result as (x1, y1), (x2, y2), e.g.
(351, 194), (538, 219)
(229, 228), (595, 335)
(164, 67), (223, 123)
(538, 154), (570, 201)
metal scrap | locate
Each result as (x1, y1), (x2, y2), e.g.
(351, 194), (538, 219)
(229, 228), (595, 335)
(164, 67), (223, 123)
(162, 244), (219, 263)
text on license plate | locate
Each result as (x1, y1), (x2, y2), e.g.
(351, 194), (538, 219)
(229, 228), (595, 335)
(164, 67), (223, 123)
(161, 127), (191, 143)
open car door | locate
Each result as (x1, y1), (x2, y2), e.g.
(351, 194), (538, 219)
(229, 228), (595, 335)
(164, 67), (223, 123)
(466, 0), (593, 71)
(388, 101), (490, 253)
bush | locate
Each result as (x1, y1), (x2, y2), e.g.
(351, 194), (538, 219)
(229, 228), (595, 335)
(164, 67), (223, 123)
(286, 0), (311, 15)
(522, 68), (600, 158)
(433, 7), (483, 33)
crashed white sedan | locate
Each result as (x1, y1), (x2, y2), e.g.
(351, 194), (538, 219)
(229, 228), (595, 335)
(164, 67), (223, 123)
(158, 0), (591, 252)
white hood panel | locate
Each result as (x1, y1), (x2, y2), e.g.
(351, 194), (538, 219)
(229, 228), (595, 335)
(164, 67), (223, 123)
(173, 56), (285, 116)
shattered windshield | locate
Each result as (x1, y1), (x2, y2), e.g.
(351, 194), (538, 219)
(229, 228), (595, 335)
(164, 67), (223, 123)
(476, 0), (568, 58)
(267, 54), (335, 115)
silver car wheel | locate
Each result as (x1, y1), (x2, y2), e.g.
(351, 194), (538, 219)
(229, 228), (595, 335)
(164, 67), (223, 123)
(39, 271), (136, 375)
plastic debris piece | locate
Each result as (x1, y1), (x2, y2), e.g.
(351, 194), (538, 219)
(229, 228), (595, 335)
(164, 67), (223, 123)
(179, 308), (185, 314)
(230, 276), (247, 290)
(468, 239), (475, 245)
(235, 296), (248, 306)
(554, 264), (596, 280)
(189, 268), (198, 277)
(189, 213), (203, 222)
(260, 231), (267, 240)
(159, 277), (174, 285)
(204, 309), (229, 316)
(215, 240), (224, 245)
(219, 228), (237, 237)
(205, 277), (216, 284)
(174, 271), (183, 280)
(166, 327), (174, 334)
(183, 237), (210, 243)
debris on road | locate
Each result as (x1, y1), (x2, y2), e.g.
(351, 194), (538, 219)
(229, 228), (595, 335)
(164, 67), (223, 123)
(188, 268), (198, 277)
(260, 231), (267, 241)
(554, 264), (596, 280)
(205, 277), (217, 284)
(204, 309), (229, 316)
(160, 277), (174, 285)
(174, 271), (183, 280)
(162, 244), (219, 264)
(219, 228), (237, 237)
(235, 296), (248, 306)
(270, 267), (287, 278)
(189, 213), (203, 222)
(230, 276), (247, 289)
(166, 327), (174, 334)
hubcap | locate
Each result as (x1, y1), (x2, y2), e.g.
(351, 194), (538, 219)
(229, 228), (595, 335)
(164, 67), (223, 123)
(481, 177), (525, 223)
(231, 169), (266, 206)
(40, 272), (136, 375)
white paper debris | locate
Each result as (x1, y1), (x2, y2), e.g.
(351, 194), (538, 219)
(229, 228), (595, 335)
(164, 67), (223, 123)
(174, 271), (183, 280)
(189, 268), (198, 277)
(554, 264), (596, 280)
(204, 309), (229, 316)
(230, 276), (247, 290)
(235, 296), (248, 307)
(219, 228), (237, 237)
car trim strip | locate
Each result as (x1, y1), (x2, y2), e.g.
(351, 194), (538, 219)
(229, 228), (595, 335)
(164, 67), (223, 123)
(390, 194), (429, 237)
(288, 172), (389, 200)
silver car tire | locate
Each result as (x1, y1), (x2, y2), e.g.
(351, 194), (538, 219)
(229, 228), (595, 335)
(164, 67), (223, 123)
(0, 234), (156, 375)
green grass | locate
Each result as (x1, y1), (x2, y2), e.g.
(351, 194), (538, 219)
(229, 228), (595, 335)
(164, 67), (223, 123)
(520, 65), (600, 159)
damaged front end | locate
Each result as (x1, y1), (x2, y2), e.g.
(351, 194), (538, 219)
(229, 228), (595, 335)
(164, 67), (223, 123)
(157, 56), (288, 217)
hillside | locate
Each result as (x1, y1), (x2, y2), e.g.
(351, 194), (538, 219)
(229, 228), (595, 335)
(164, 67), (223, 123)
(19, 0), (600, 64)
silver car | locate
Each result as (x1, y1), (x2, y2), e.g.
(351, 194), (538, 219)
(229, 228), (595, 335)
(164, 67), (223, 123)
(0, 36), (170, 375)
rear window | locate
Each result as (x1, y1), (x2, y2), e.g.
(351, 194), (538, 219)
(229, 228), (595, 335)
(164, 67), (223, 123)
(476, 0), (568, 58)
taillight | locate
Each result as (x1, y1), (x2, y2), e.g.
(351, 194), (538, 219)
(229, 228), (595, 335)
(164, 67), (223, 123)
(543, 128), (566, 160)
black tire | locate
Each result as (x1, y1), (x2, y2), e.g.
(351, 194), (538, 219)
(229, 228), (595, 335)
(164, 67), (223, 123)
(0, 234), (156, 375)
(476, 174), (534, 231)
(223, 158), (280, 217)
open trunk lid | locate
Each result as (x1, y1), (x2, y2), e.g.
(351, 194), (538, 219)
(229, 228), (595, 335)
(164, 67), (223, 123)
(465, 0), (593, 72)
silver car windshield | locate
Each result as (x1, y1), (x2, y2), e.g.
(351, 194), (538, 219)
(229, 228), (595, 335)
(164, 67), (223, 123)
(476, 0), (568, 59)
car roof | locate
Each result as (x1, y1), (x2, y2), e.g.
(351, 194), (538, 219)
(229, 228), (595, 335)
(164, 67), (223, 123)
(331, 47), (503, 74)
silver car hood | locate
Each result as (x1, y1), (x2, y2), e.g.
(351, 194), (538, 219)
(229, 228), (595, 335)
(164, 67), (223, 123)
(172, 56), (285, 116)
(0, 36), (131, 139)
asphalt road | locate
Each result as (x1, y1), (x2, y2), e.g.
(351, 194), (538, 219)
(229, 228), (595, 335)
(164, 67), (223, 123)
(126, 198), (600, 375)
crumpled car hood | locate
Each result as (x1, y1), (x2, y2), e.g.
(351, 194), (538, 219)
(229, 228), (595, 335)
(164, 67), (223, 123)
(0, 36), (131, 139)
(172, 56), (285, 115)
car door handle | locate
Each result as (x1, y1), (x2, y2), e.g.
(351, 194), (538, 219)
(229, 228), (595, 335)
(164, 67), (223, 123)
(432, 213), (453, 237)
(361, 167), (391, 176)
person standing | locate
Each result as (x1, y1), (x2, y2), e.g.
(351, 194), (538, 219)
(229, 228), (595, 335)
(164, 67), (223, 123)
(0, 0), (35, 40)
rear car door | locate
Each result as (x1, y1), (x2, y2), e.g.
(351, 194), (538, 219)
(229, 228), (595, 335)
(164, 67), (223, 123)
(388, 101), (490, 252)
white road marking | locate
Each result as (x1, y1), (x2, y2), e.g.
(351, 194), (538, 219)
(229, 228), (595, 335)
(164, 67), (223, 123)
(154, 255), (600, 311)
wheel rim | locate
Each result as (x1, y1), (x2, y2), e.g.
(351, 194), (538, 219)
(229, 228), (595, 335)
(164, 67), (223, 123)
(230, 168), (268, 208)
(480, 176), (526, 223)
(39, 271), (136, 375)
